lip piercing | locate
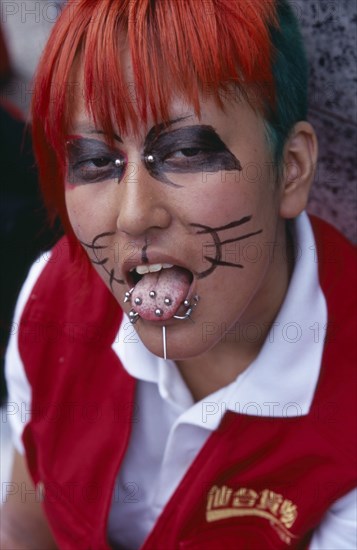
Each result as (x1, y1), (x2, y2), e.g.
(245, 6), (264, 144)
(145, 154), (155, 163)
(129, 309), (140, 324)
(173, 295), (200, 321)
(124, 288), (135, 303)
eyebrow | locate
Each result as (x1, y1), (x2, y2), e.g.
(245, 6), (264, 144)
(155, 115), (195, 134)
(72, 114), (194, 144)
(161, 115), (193, 128)
(71, 123), (123, 143)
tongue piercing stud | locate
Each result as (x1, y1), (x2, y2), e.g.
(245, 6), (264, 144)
(123, 288), (135, 303)
(129, 309), (140, 324)
(145, 154), (155, 164)
(134, 297), (142, 305)
(164, 297), (172, 306)
(155, 308), (163, 317)
(149, 290), (156, 298)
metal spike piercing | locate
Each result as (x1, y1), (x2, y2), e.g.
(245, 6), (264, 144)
(163, 326), (167, 360)
(123, 288), (134, 303)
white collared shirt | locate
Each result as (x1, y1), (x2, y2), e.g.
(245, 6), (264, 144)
(5, 213), (357, 549)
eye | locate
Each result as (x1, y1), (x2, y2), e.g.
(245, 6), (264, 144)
(66, 138), (125, 185)
(73, 157), (118, 183)
(71, 156), (122, 184)
(164, 148), (211, 164)
(172, 148), (203, 158)
(91, 157), (112, 168)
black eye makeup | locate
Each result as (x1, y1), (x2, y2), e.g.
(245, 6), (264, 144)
(143, 124), (242, 187)
(66, 137), (126, 185)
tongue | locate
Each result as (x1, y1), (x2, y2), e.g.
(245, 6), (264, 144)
(131, 267), (191, 321)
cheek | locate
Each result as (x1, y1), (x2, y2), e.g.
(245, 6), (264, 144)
(65, 188), (111, 240)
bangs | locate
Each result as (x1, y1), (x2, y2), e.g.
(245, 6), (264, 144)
(32, 0), (282, 242)
(33, 0), (278, 153)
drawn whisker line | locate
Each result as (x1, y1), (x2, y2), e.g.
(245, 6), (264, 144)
(204, 257), (244, 269)
(92, 231), (116, 243)
(108, 267), (125, 289)
(79, 241), (108, 250)
(91, 258), (109, 266)
(109, 269), (115, 290)
(220, 229), (263, 245)
(190, 216), (252, 234)
(210, 216), (252, 232)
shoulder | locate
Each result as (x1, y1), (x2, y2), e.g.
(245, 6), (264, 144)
(309, 215), (356, 290)
(18, 236), (123, 383)
(310, 215), (356, 338)
(309, 216), (356, 457)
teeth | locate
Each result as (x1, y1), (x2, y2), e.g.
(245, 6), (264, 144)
(148, 264), (162, 273)
(136, 265), (150, 275)
(133, 263), (174, 275)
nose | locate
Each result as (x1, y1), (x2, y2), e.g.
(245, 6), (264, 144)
(116, 162), (172, 237)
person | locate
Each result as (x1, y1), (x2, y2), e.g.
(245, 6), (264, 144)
(2, 0), (356, 548)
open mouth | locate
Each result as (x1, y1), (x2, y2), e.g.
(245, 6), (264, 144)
(126, 263), (194, 322)
(129, 262), (174, 286)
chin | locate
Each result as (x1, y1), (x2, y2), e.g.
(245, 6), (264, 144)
(135, 321), (215, 361)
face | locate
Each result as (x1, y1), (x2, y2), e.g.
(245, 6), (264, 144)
(64, 72), (289, 361)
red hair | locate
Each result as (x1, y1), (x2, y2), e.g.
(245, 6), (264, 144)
(32, 0), (277, 236)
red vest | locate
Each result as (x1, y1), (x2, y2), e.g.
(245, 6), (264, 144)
(19, 217), (357, 549)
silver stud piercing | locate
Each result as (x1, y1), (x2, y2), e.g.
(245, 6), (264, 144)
(134, 297), (142, 306)
(149, 290), (156, 298)
(145, 154), (155, 163)
(164, 297), (172, 306)
(155, 308), (163, 317)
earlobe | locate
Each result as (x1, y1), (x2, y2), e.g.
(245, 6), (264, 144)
(279, 121), (318, 219)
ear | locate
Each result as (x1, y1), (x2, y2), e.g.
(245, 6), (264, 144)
(279, 121), (318, 219)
